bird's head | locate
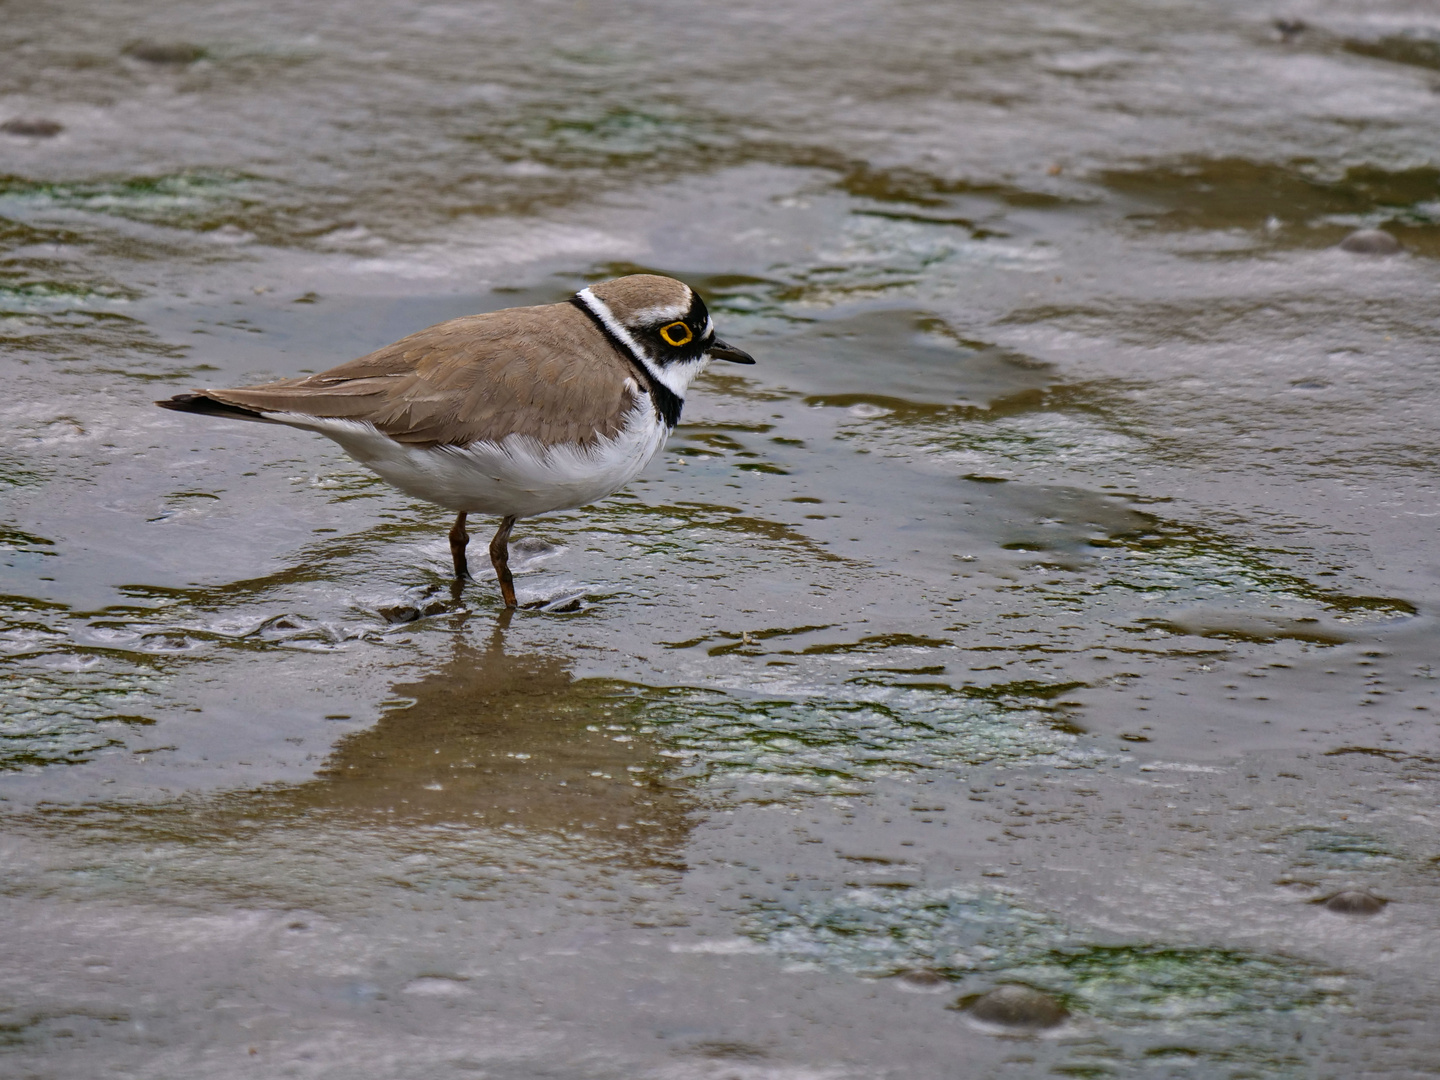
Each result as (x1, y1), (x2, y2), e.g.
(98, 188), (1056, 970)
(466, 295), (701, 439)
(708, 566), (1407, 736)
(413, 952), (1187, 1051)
(573, 274), (754, 400)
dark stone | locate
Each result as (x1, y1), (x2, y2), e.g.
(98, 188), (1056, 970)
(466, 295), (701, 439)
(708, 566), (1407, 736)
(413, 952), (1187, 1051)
(123, 41), (205, 64)
(377, 604), (420, 624)
(1339, 229), (1402, 255)
(1274, 19), (1307, 41)
(1, 118), (63, 137)
(962, 985), (1068, 1029)
(1323, 889), (1387, 915)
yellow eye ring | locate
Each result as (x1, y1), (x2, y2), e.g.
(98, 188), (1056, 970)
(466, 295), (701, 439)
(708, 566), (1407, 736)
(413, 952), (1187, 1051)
(659, 321), (693, 347)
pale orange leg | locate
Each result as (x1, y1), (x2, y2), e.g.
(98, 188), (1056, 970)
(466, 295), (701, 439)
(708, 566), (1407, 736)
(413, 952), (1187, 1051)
(448, 512), (470, 579)
(489, 515), (518, 608)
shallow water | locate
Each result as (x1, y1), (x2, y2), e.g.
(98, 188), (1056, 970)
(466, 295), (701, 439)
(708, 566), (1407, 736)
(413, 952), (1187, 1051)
(3, 0), (1440, 1076)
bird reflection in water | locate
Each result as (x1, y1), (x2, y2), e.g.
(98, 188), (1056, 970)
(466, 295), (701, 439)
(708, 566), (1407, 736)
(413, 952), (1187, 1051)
(280, 616), (692, 866)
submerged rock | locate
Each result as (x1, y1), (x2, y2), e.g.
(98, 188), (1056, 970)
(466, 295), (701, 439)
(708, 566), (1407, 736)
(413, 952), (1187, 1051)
(123, 41), (205, 64)
(1, 118), (63, 137)
(1273, 18), (1306, 42)
(378, 604), (420, 624)
(962, 985), (1068, 1029)
(378, 597), (451, 623)
(894, 969), (950, 991)
(1339, 229), (1402, 255)
(510, 536), (560, 559)
(1323, 889), (1387, 915)
(1344, 32), (1440, 72)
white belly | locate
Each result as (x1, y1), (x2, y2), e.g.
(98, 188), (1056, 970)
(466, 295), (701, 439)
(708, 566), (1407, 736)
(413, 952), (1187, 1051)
(266, 400), (670, 518)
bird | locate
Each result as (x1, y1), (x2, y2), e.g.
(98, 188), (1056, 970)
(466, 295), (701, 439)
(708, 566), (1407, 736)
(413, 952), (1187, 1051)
(156, 274), (755, 607)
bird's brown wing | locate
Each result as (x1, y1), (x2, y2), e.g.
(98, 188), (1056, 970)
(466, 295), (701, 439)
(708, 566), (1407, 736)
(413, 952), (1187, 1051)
(197, 302), (643, 448)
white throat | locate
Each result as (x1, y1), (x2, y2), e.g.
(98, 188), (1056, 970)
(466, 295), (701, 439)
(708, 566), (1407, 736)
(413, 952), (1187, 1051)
(575, 287), (709, 399)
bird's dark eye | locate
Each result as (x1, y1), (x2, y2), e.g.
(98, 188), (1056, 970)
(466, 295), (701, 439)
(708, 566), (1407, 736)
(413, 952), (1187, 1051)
(659, 321), (693, 347)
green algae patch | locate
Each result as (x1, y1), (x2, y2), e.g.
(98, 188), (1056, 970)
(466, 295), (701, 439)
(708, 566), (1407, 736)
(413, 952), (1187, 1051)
(1015, 944), (1338, 1024)
(960, 679), (1087, 703)
(0, 669), (153, 770)
(488, 105), (736, 173)
(639, 685), (1099, 792)
(1288, 827), (1403, 870)
(1099, 158), (1440, 232)
(0, 279), (139, 309)
(0, 527), (57, 554)
(745, 887), (1343, 1024)
(833, 163), (1070, 211)
(0, 171), (261, 232)
(743, 885), (1064, 978)
(1091, 521), (1418, 636)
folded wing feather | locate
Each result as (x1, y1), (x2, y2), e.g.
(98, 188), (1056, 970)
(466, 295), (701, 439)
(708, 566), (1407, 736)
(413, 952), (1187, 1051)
(196, 302), (642, 449)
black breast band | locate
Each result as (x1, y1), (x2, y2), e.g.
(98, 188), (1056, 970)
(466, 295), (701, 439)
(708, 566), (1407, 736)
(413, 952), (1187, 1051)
(567, 295), (683, 429)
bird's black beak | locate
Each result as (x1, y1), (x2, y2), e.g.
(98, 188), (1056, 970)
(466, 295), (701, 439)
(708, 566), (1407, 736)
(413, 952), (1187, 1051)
(707, 338), (755, 365)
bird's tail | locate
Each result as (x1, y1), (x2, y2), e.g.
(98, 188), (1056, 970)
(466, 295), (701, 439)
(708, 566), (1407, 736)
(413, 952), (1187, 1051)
(155, 393), (279, 424)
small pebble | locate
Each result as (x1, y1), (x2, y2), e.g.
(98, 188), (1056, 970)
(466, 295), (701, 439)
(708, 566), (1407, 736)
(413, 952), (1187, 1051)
(401, 976), (472, 997)
(895, 969), (950, 992)
(1339, 229), (1402, 255)
(847, 402), (891, 419)
(124, 41), (205, 64)
(962, 985), (1068, 1029)
(1, 118), (63, 137)
(1323, 890), (1387, 916)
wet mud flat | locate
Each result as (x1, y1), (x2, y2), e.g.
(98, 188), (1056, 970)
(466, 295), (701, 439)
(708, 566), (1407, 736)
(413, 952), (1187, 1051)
(4, 0), (1440, 1077)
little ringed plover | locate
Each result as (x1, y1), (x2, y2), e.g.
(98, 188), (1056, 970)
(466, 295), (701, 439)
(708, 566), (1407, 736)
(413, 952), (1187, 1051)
(157, 274), (755, 607)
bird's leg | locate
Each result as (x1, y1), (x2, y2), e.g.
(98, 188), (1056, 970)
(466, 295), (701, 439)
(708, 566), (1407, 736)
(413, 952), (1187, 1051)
(448, 512), (470, 579)
(489, 515), (519, 608)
